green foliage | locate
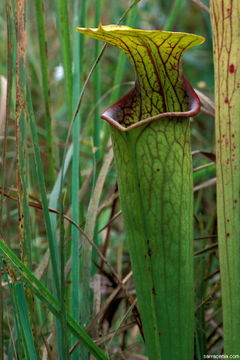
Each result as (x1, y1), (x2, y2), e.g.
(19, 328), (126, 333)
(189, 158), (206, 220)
(0, 0), (227, 358)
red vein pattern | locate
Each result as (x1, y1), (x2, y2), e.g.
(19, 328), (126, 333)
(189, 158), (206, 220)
(77, 25), (204, 359)
(210, 1), (240, 355)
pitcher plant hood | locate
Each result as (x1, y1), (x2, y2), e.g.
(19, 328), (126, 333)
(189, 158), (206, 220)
(76, 24), (205, 131)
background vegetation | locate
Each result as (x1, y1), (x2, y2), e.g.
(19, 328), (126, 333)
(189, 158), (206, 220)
(0, 0), (220, 358)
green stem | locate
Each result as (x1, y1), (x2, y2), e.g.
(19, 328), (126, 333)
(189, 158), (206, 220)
(34, 0), (55, 185)
(54, 0), (72, 120)
(93, 0), (101, 162)
(54, 1), (73, 357)
(71, 0), (86, 359)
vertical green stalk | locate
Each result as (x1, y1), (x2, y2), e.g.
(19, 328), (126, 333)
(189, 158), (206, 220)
(1, 2), (17, 355)
(210, 1), (240, 354)
(77, 25), (204, 359)
(1, 0), (16, 230)
(54, 0), (72, 119)
(93, 0), (101, 162)
(71, 0), (86, 358)
(54, 1), (72, 357)
(34, 0), (55, 185)
(13, 282), (37, 360)
(27, 85), (60, 298)
(90, 0), (102, 314)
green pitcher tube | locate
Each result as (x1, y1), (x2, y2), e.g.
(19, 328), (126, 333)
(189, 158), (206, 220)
(77, 25), (204, 360)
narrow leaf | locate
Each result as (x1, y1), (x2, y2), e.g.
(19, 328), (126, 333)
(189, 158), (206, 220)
(13, 282), (38, 360)
(210, 1), (240, 355)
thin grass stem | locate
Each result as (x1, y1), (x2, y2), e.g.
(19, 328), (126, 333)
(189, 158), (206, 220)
(34, 0), (55, 185)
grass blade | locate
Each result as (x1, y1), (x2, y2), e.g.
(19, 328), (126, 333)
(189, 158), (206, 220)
(93, 0), (101, 162)
(71, 0), (86, 358)
(27, 85), (60, 297)
(34, 0), (55, 185)
(13, 281), (38, 360)
(53, 2), (73, 353)
(54, 0), (72, 119)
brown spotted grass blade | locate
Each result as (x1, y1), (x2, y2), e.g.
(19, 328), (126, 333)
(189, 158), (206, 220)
(210, 1), (240, 355)
(16, 0), (31, 270)
(15, 0), (41, 353)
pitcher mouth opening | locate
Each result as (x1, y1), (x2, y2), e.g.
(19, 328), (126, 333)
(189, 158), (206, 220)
(101, 75), (200, 132)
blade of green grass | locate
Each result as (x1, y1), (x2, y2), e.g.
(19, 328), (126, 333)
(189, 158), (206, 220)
(1, 0), (16, 233)
(27, 85), (60, 298)
(34, 0), (55, 186)
(13, 281), (38, 360)
(1, 2), (17, 357)
(54, 0), (72, 120)
(193, 163), (216, 185)
(71, 0), (86, 358)
(54, 3), (73, 355)
(93, 0), (101, 163)
(84, 5), (103, 357)
(49, 144), (73, 360)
